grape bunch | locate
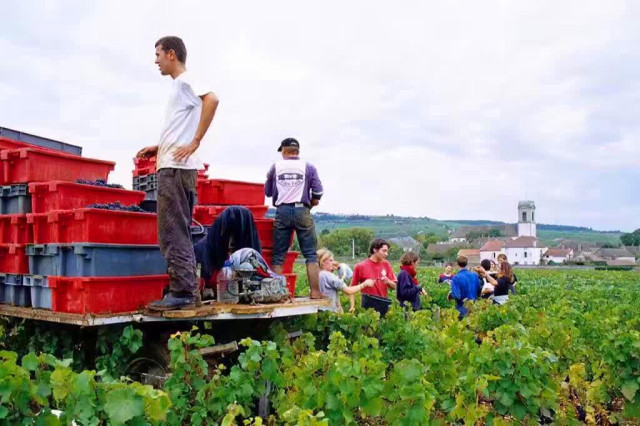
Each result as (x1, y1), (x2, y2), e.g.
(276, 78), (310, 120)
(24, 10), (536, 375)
(76, 179), (124, 189)
(88, 202), (146, 213)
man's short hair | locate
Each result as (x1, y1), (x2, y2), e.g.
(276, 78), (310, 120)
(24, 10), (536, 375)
(155, 36), (187, 63)
(480, 259), (492, 271)
(457, 255), (468, 268)
(369, 238), (389, 255)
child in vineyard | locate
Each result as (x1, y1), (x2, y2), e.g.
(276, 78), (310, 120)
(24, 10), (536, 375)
(479, 259), (495, 299)
(497, 253), (518, 294)
(396, 251), (427, 311)
(438, 262), (455, 284)
(492, 261), (515, 305)
(317, 249), (374, 312)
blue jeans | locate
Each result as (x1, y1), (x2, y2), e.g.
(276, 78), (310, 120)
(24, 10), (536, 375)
(272, 204), (317, 265)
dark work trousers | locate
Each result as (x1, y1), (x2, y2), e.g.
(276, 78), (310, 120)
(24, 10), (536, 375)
(157, 168), (198, 296)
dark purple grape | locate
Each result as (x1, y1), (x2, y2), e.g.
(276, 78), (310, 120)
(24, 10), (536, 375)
(88, 202), (146, 213)
(76, 179), (124, 189)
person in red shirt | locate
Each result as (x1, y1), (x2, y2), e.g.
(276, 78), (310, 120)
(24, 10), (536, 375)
(348, 239), (397, 313)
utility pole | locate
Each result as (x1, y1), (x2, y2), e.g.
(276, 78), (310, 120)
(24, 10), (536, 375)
(352, 238), (355, 260)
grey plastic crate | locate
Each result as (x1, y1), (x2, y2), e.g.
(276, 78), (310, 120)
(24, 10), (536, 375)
(23, 275), (52, 309)
(0, 185), (31, 214)
(133, 174), (157, 186)
(0, 274), (30, 307)
(0, 126), (82, 156)
(144, 189), (158, 200)
(132, 179), (158, 192)
(27, 243), (167, 277)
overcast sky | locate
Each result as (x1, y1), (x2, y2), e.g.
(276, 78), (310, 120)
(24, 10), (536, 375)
(1, 1), (638, 231)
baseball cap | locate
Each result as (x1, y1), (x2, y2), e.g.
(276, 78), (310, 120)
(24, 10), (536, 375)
(277, 137), (300, 152)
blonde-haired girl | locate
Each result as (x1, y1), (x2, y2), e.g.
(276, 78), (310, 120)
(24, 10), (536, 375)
(317, 248), (374, 312)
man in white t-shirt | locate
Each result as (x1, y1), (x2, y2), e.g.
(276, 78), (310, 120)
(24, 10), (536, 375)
(138, 36), (219, 311)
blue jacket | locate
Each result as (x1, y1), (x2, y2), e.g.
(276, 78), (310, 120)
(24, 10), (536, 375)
(450, 268), (483, 317)
(396, 270), (422, 311)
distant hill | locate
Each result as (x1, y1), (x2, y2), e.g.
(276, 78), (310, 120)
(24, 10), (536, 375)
(273, 210), (623, 247)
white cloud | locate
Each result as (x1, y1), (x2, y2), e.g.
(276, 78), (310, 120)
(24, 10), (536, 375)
(1, 0), (638, 231)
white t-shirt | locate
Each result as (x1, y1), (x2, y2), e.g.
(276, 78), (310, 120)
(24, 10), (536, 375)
(273, 158), (307, 205)
(157, 71), (209, 171)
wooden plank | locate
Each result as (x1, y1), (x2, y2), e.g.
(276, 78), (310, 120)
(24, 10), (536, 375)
(0, 298), (333, 325)
(160, 297), (332, 318)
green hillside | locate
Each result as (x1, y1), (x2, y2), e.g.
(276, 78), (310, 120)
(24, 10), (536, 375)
(308, 212), (623, 247)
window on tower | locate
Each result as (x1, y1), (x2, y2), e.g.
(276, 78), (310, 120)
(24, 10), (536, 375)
(532, 212), (535, 222)
(522, 212), (527, 222)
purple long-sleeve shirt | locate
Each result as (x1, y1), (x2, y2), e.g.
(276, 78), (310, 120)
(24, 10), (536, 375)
(265, 156), (323, 206)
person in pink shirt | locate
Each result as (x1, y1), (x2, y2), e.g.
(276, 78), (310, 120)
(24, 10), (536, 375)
(349, 239), (397, 313)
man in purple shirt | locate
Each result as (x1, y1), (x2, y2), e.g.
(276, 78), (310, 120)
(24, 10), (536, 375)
(265, 138), (325, 299)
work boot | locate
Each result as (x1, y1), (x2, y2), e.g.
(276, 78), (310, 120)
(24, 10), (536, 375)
(146, 292), (197, 311)
(306, 262), (327, 300)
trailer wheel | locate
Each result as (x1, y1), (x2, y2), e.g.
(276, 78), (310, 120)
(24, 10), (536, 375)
(125, 339), (171, 387)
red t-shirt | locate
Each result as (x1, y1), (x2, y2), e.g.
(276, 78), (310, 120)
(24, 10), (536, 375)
(351, 258), (397, 298)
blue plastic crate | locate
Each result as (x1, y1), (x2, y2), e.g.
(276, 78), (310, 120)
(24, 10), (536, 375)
(0, 185), (31, 214)
(0, 126), (82, 156)
(23, 275), (52, 309)
(0, 274), (30, 307)
(26, 243), (167, 277)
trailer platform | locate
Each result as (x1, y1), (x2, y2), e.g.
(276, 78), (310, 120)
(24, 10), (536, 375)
(0, 297), (334, 327)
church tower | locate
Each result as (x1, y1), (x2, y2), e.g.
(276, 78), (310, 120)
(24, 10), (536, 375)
(517, 201), (536, 237)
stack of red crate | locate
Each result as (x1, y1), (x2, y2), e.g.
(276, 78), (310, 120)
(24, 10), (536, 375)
(0, 136), (170, 313)
(133, 157), (300, 295)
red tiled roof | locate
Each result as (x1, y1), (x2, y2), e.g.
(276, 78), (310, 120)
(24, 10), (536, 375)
(458, 249), (480, 256)
(480, 240), (504, 252)
(504, 236), (540, 248)
(546, 248), (571, 257)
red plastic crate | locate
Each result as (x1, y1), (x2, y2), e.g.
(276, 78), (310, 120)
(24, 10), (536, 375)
(49, 275), (169, 314)
(256, 219), (275, 248)
(133, 156), (209, 179)
(285, 273), (297, 296)
(29, 181), (145, 214)
(0, 214), (32, 244)
(0, 137), (54, 152)
(0, 148), (114, 185)
(0, 244), (29, 274)
(196, 179), (265, 205)
(192, 205), (269, 226)
(133, 156), (156, 176)
(261, 250), (299, 274)
(28, 209), (158, 244)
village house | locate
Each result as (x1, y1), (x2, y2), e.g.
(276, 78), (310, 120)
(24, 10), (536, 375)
(480, 240), (505, 262)
(457, 249), (481, 265)
(389, 237), (421, 253)
(592, 247), (636, 266)
(544, 248), (574, 264)
(504, 236), (547, 266)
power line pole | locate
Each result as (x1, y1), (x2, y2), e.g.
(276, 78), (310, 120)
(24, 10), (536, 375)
(352, 238), (355, 260)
